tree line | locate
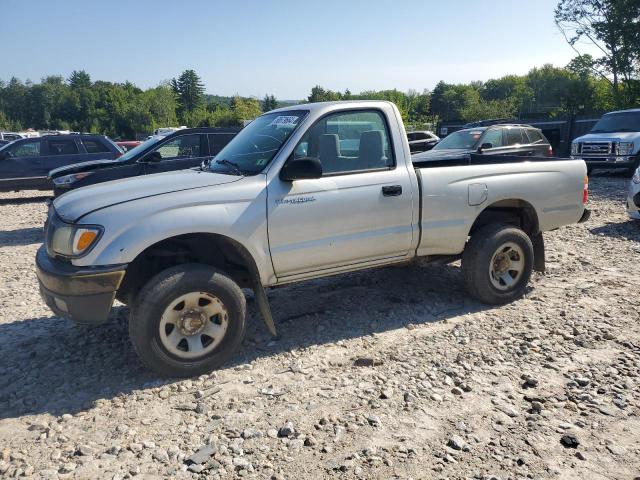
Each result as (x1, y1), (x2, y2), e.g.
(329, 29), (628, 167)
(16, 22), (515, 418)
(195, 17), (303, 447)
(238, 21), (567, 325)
(1, 0), (638, 138)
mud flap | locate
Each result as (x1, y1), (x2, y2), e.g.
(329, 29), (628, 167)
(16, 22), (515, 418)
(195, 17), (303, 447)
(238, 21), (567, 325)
(252, 282), (278, 338)
(531, 232), (545, 273)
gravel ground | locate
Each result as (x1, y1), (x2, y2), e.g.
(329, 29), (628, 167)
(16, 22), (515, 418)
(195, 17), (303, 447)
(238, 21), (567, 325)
(0, 174), (639, 480)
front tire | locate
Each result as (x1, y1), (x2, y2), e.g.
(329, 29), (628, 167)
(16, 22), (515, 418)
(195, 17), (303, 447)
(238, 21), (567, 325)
(129, 264), (246, 377)
(462, 224), (534, 305)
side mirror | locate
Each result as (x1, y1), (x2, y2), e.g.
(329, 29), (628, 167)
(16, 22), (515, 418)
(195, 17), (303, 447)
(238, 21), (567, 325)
(280, 157), (323, 181)
(146, 151), (162, 162)
(478, 142), (493, 153)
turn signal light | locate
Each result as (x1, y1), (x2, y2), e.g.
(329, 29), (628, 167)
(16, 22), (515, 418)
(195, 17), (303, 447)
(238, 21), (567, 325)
(74, 230), (98, 253)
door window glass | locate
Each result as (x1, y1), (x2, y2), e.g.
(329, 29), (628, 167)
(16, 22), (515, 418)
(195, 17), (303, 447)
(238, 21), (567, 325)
(155, 135), (201, 160)
(6, 140), (41, 157)
(48, 138), (79, 155)
(505, 128), (525, 146)
(480, 129), (503, 148)
(82, 138), (110, 153)
(526, 129), (545, 144)
(293, 110), (394, 175)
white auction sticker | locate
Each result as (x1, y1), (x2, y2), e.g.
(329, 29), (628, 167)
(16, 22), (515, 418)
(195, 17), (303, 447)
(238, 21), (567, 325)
(269, 116), (299, 127)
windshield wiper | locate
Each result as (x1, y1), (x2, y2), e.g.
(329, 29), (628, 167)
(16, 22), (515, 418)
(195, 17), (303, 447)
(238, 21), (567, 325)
(215, 159), (244, 176)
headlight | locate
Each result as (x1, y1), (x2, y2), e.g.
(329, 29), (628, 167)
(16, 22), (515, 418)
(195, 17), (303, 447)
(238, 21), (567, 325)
(52, 172), (94, 186)
(571, 142), (580, 156)
(633, 167), (640, 184)
(47, 215), (102, 257)
(616, 142), (634, 156)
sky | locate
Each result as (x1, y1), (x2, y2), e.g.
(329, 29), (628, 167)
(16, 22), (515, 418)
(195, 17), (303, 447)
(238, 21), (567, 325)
(1, 0), (597, 100)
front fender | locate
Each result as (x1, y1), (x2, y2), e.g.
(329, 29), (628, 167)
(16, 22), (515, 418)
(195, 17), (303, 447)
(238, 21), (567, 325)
(72, 177), (275, 285)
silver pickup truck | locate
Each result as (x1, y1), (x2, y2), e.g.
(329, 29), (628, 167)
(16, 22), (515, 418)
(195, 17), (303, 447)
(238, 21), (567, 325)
(36, 101), (590, 377)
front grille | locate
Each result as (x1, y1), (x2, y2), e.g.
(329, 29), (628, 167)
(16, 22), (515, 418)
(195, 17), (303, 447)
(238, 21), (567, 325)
(581, 142), (612, 156)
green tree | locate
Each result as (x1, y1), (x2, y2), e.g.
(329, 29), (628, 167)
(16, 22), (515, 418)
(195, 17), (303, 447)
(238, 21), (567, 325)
(555, 0), (640, 106)
(231, 96), (262, 124)
(68, 70), (92, 89)
(172, 70), (205, 122)
(261, 94), (277, 112)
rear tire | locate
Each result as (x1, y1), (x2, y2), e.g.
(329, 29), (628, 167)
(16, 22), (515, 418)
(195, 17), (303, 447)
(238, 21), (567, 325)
(129, 264), (246, 377)
(462, 224), (534, 305)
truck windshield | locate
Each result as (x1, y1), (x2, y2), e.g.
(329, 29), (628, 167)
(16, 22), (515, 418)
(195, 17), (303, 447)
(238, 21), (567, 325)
(591, 112), (640, 133)
(433, 129), (484, 150)
(208, 110), (307, 175)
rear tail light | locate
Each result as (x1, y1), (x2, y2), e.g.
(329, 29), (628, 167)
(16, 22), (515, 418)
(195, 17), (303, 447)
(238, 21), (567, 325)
(547, 145), (553, 157)
(582, 175), (588, 204)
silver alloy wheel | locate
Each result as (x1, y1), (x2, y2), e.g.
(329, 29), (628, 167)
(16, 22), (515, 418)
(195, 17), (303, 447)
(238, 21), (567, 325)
(159, 291), (229, 359)
(489, 242), (525, 291)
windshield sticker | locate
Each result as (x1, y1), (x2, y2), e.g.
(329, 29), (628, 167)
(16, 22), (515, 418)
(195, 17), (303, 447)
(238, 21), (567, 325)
(269, 116), (299, 127)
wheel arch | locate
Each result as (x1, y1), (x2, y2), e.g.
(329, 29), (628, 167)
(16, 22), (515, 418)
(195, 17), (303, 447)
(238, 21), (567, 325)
(117, 232), (262, 303)
(467, 198), (544, 272)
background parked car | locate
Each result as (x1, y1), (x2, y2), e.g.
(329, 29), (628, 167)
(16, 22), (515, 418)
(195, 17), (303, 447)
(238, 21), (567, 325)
(407, 130), (439, 153)
(0, 132), (25, 142)
(571, 108), (640, 176)
(50, 127), (241, 196)
(0, 134), (122, 192)
(412, 124), (552, 165)
(116, 140), (142, 152)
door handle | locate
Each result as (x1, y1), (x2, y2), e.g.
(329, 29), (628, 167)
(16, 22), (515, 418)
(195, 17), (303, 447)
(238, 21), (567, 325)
(382, 185), (402, 196)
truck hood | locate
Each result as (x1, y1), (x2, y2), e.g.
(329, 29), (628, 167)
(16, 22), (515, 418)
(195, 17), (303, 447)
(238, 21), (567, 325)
(49, 158), (124, 178)
(53, 169), (242, 222)
(412, 148), (471, 162)
(574, 131), (639, 143)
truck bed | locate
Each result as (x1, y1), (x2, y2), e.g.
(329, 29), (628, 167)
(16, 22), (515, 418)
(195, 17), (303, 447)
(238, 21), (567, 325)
(413, 155), (587, 257)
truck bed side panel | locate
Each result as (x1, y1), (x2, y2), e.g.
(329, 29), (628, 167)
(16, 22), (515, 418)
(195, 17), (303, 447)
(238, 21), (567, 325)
(415, 160), (587, 256)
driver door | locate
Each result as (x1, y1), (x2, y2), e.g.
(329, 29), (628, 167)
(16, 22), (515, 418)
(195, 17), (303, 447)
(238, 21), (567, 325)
(143, 134), (209, 174)
(267, 109), (415, 279)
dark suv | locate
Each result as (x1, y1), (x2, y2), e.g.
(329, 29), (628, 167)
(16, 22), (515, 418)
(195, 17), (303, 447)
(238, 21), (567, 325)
(407, 131), (439, 153)
(0, 134), (122, 192)
(412, 124), (552, 164)
(50, 127), (241, 196)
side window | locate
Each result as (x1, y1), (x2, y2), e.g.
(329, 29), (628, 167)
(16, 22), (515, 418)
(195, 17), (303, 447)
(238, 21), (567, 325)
(481, 129), (503, 148)
(505, 128), (525, 146)
(82, 138), (110, 153)
(154, 134), (202, 160)
(293, 110), (394, 175)
(526, 129), (544, 144)
(208, 133), (236, 155)
(6, 140), (41, 157)
(48, 138), (79, 155)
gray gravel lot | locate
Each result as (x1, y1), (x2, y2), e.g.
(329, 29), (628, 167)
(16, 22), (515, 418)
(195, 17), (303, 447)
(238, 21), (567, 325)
(0, 175), (639, 479)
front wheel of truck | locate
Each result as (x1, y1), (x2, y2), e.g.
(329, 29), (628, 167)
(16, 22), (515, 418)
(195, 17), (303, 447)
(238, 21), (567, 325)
(129, 264), (246, 377)
(462, 224), (534, 305)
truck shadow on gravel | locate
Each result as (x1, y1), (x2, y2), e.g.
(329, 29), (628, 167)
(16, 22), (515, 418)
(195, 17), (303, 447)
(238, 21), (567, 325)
(0, 263), (491, 420)
(0, 195), (50, 206)
(0, 227), (44, 247)
(590, 220), (639, 242)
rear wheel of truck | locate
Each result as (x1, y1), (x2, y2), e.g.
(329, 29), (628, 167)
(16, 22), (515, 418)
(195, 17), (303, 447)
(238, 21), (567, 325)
(129, 264), (246, 377)
(462, 224), (534, 305)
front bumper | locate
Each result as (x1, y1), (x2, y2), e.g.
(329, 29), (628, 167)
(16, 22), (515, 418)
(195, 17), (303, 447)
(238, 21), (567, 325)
(35, 246), (127, 325)
(577, 155), (637, 168)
